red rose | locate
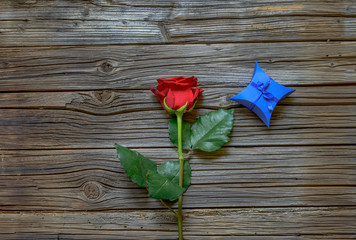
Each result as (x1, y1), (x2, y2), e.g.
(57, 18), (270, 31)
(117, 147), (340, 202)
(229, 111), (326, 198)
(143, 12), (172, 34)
(150, 76), (203, 112)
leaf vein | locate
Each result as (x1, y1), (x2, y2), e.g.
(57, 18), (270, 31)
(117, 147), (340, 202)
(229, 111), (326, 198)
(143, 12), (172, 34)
(192, 110), (232, 150)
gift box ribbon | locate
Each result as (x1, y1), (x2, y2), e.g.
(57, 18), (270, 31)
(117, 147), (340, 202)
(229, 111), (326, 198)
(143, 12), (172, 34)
(249, 78), (278, 112)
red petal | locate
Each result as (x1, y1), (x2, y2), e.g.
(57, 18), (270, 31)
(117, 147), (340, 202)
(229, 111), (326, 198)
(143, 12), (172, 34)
(152, 77), (201, 111)
(150, 87), (165, 105)
(157, 76), (197, 90)
(172, 88), (194, 109)
(187, 88), (203, 110)
(165, 88), (176, 109)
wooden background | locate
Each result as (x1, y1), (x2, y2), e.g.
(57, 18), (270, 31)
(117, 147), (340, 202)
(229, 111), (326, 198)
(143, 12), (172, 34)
(0, 0), (355, 239)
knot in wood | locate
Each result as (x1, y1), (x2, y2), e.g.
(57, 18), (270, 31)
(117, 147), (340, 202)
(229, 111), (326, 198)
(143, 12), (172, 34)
(1, 62), (9, 68)
(83, 181), (102, 200)
(97, 59), (119, 75)
(100, 61), (114, 73)
(93, 90), (114, 104)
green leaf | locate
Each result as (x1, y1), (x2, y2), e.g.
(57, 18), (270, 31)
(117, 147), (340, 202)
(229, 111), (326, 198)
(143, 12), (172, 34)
(146, 170), (185, 201)
(158, 160), (191, 190)
(146, 160), (191, 201)
(115, 143), (157, 188)
(168, 118), (192, 150)
(190, 109), (234, 152)
(115, 144), (192, 201)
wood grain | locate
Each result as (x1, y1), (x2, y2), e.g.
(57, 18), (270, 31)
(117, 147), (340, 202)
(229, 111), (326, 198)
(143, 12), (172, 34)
(1, 0), (355, 238)
(1, 17), (355, 46)
(0, 104), (355, 149)
(1, 86), (355, 113)
(0, 85), (355, 149)
(0, 146), (355, 210)
(0, 207), (355, 239)
(0, 42), (355, 91)
(0, 0), (355, 46)
(1, 0), (355, 21)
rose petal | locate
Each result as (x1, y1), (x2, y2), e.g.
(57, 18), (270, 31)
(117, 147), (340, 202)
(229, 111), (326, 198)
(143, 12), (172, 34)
(165, 88), (176, 109)
(157, 76), (197, 90)
(187, 88), (203, 110)
(150, 87), (165, 105)
(151, 76), (202, 111)
(171, 87), (194, 109)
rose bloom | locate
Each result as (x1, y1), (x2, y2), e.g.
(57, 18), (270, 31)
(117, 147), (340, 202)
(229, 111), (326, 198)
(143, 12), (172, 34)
(150, 76), (203, 112)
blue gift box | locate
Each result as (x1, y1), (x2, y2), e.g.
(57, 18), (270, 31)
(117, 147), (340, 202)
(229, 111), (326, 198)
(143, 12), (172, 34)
(230, 62), (295, 127)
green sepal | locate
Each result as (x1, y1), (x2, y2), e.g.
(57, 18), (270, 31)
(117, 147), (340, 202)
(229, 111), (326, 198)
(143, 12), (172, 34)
(187, 99), (198, 113)
(176, 102), (188, 115)
(163, 98), (188, 115)
(163, 98), (176, 115)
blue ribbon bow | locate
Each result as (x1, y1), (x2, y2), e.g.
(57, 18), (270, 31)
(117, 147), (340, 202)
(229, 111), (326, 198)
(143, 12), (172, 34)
(249, 78), (278, 111)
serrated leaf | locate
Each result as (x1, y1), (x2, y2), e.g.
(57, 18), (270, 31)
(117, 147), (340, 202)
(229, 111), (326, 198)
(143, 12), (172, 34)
(158, 160), (191, 190)
(190, 109), (234, 152)
(168, 118), (192, 150)
(146, 170), (185, 201)
(115, 143), (157, 188)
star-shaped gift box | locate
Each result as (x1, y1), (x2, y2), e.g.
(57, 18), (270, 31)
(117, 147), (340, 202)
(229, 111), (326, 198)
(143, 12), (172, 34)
(230, 62), (295, 127)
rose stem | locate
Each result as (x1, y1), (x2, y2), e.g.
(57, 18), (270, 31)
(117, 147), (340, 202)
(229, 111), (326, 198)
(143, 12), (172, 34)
(160, 199), (178, 217)
(176, 111), (184, 240)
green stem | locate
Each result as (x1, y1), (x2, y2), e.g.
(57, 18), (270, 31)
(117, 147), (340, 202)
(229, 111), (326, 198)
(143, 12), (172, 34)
(176, 111), (184, 240)
(160, 199), (178, 218)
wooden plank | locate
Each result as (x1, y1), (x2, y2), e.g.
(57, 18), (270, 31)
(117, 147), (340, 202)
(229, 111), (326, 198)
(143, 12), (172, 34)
(165, 17), (356, 43)
(0, 207), (355, 239)
(0, 146), (355, 210)
(1, 17), (355, 46)
(1, 0), (355, 21)
(0, 1), (355, 46)
(0, 95), (355, 149)
(0, 42), (355, 91)
(0, 86), (355, 113)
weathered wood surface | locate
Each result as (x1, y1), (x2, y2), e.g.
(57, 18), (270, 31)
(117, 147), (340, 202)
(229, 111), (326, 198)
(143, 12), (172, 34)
(0, 87), (355, 149)
(0, 207), (355, 239)
(0, 146), (355, 210)
(0, 85), (356, 107)
(0, 0), (355, 46)
(0, 0), (355, 239)
(0, 42), (355, 91)
(2, 0), (355, 20)
(1, 17), (355, 46)
(1, 85), (356, 110)
(0, 106), (355, 149)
